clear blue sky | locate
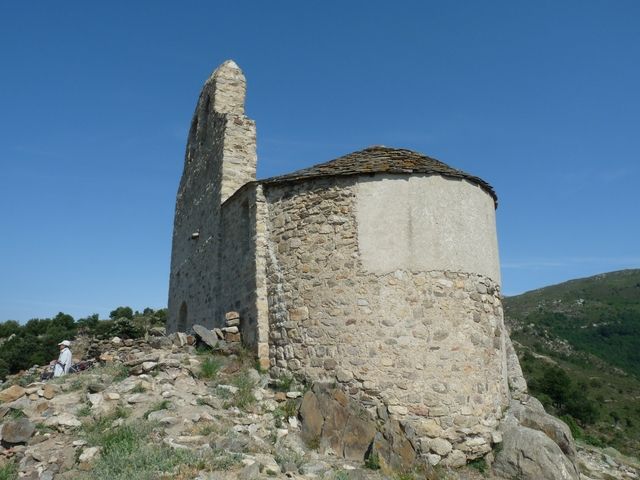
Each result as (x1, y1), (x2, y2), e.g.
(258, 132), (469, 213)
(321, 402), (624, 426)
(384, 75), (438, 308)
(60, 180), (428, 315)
(1, 1), (638, 322)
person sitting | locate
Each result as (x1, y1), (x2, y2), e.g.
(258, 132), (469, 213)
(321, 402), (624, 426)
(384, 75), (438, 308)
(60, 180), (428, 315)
(51, 340), (72, 377)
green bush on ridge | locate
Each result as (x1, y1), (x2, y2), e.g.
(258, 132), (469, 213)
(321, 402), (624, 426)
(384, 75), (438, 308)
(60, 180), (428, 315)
(0, 307), (167, 382)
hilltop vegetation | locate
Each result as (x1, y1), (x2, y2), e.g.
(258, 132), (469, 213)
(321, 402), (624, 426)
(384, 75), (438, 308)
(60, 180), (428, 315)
(504, 269), (640, 456)
(0, 307), (166, 381)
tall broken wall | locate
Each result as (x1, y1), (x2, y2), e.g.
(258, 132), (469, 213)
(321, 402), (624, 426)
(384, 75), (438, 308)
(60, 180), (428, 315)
(168, 61), (256, 332)
(263, 173), (511, 465)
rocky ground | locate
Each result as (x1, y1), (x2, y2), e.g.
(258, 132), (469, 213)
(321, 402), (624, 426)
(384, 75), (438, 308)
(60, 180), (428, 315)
(0, 331), (638, 480)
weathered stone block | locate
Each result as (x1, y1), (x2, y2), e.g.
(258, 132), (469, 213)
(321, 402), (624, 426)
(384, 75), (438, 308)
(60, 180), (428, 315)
(192, 324), (219, 349)
(336, 368), (353, 383)
(288, 307), (309, 322)
(494, 416), (579, 480)
(0, 385), (26, 403)
(0, 418), (35, 444)
(225, 332), (241, 343)
(427, 437), (452, 456)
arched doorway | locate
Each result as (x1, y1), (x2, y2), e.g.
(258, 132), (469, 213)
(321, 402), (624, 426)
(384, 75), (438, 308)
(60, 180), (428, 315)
(178, 301), (188, 332)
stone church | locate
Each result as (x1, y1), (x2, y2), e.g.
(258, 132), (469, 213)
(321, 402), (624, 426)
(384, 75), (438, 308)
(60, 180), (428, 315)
(167, 61), (576, 472)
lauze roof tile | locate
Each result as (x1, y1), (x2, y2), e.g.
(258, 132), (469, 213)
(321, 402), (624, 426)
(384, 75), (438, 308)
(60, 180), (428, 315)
(260, 146), (497, 207)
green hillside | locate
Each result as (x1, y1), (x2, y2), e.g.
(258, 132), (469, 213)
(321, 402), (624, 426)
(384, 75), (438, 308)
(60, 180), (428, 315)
(504, 269), (640, 456)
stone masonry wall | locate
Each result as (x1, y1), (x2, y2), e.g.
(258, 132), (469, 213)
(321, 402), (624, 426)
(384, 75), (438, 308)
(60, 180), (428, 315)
(167, 108), (225, 331)
(220, 115), (256, 205)
(263, 175), (510, 466)
(219, 187), (256, 339)
(168, 61), (256, 333)
(218, 184), (269, 362)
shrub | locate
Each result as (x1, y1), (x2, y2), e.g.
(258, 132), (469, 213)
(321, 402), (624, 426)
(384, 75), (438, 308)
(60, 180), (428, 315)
(275, 449), (305, 471)
(589, 378), (603, 388)
(196, 422), (219, 436)
(143, 400), (171, 419)
(130, 384), (147, 394)
(584, 434), (606, 448)
(364, 451), (380, 470)
(560, 415), (583, 439)
(109, 307), (133, 320)
(82, 407), (131, 442)
(0, 358), (9, 381)
(7, 409), (26, 419)
(108, 318), (144, 339)
(81, 421), (205, 480)
(306, 435), (320, 450)
(18, 374), (37, 387)
(77, 404), (92, 417)
(282, 399), (298, 418)
(566, 395), (599, 425)
(468, 457), (488, 473)
(199, 356), (223, 380)
(230, 370), (256, 409)
(105, 364), (130, 382)
(0, 460), (17, 480)
(273, 373), (295, 392)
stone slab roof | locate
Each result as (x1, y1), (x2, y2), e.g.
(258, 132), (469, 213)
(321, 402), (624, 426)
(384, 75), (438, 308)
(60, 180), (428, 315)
(260, 146), (498, 206)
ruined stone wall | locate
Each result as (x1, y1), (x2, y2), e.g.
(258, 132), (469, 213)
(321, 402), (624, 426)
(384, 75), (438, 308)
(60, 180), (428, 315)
(167, 108), (225, 332)
(263, 175), (510, 465)
(168, 61), (256, 332)
(218, 185), (269, 359)
(219, 186), (256, 338)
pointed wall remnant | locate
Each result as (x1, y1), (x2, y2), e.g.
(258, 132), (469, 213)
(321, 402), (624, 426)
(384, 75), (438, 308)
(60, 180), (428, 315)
(168, 60), (257, 336)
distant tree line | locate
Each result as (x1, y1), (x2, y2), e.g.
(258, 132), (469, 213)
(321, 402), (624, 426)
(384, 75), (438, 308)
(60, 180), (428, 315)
(523, 308), (640, 378)
(0, 307), (166, 381)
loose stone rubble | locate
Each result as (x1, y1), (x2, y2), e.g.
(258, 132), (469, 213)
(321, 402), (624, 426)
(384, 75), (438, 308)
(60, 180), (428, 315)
(0, 332), (397, 479)
(1, 328), (637, 480)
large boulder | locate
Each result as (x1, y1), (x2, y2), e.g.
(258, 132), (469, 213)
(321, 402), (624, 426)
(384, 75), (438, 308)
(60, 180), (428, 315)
(171, 332), (189, 347)
(299, 383), (419, 472)
(505, 336), (528, 400)
(192, 324), (219, 349)
(44, 412), (81, 429)
(299, 384), (376, 461)
(299, 390), (323, 444)
(0, 418), (36, 444)
(148, 336), (172, 349)
(371, 418), (418, 472)
(0, 385), (26, 403)
(494, 415), (579, 480)
(509, 397), (577, 459)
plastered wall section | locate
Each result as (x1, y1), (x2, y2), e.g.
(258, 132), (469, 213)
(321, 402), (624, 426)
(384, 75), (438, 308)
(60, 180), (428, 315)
(356, 174), (500, 282)
(264, 175), (510, 463)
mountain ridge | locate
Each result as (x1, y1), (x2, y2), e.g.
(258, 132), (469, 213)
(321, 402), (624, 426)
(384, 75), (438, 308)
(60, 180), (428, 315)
(504, 268), (640, 456)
